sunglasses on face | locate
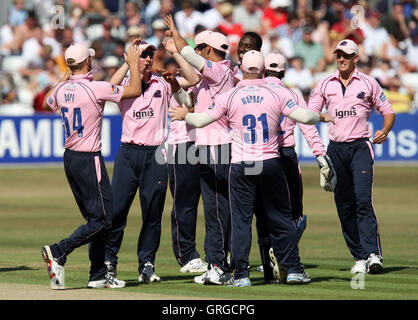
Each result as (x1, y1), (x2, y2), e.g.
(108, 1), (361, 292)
(141, 50), (155, 59)
(336, 52), (355, 60)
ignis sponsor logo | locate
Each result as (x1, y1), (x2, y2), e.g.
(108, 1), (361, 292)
(335, 108), (357, 119)
(133, 108), (154, 120)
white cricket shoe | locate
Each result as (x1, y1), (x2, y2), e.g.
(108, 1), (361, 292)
(138, 262), (160, 283)
(203, 264), (231, 285)
(105, 274), (126, 288)
(228, 277), (252, 287)
(180, 258), (208, 273)
(351, 260), (367, 274)
(367, 254), (384, 274)
(287, 271), (311, 284)
(194, 270), (209, 284)
(41, 246), (65, 290)
(87, 279), (107, 288)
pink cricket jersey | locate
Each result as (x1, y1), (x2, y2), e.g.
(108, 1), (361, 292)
(191, 59), (235, 146)
(47, 71), (124, 152)
(206, 78), (297, 163)
(167, 94), (196, 145)
(308, 69), (394, 143)
(233, 64), (243, 81)
(264, 77), (326, 157)
(119, 73), (172, 146)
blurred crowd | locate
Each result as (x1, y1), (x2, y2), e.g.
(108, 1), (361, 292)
(1, 0), (418, 114)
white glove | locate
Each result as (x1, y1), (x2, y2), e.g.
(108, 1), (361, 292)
(316, 155), (337, 192)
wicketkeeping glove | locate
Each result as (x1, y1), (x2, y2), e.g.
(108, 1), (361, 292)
(316, 154), (337, 192)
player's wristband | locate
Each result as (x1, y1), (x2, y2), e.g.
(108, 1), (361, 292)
(173, 88), (193, 109)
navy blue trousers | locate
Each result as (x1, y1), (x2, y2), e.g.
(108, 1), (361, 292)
(327, 138), (382, 260)
(104, 143), (168, 273)
(198, 144), (231, 271)
(167, 142), (202, 266)
(255, 147), (303, 279)
(50, 149), (113, 281)
(229, 158), (303, 280)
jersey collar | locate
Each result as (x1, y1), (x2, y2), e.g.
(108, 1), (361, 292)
(69, 71), (94, 81)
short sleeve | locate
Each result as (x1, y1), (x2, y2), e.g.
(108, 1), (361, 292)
(95, 81), (124, 104)
(278, 89), (299, 117)
(308, 82), (326, 113)
(46, 83), (64, 112)
(202, 59), (225, 84)
(371, 79), (394, 116)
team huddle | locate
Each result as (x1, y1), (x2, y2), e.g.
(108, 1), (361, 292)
(40, 14), (395, 289)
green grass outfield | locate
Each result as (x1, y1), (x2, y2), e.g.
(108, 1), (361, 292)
(0, 165), (417, 300)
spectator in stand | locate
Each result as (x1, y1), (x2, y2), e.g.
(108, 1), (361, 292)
(370, 59), (396, 88)
(102, 55), (120, 82)
(381, 34), (405, 72)
(148, 0), (175, 29)
(262, 0), (291, 36)
(125, 26), (144, 52)
(217, 2), (244, 57)
(28, 58), (62, 95)
(233, 0), (262, 33)
(1, 21), (15, 58)
(384, 76), (415, 114)
(142, 0), (162, 36)
(13, 10), (39, 53)
(381, 0), (410, 42)
(201, 0), (226, 30)
(109, 16), (127, 41)
(90, 40), (106, 81)
(85, 0), (110, 25)
(122, 1), (146, 36)
(294, 25), (326, 73)
(283, 55), (313, 97)
(68, 4), (89, 45)
(0, 72), (18, 105)
(95, 20), (123, 57)
(404, 27), (418, 72)
(277, 12), (304, 47)
(20, 30), (59, 79)
(174, 0), (203, 39)
(146, 19), (167, 48)
(362, 11), (390, 60)
(9, 0), (28, 27)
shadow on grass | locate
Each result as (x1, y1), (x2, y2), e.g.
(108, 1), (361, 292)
(0, 266), (37, 272)
(338, 266), (413, 273)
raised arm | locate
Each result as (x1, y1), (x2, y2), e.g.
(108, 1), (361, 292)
(121, 43), (142, 99)
(163, 30), (201, 89)
(110, 38), (142, 86)
(164, 14), (205, 73)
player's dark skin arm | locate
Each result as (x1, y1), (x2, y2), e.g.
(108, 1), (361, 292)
(42, 70), (71, 111)
(373, 113), (395, 144)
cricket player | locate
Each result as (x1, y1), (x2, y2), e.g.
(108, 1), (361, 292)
(234, 31), (263, 83)
(169, 50), (335, 286)
(103, 39), (196, 284)
(40, 43), (142, 289)
(308, 39), (395, 274)
(162, 32), (208, 273)
(258, 52), (335, 283)
(164, 15), (235, 285)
